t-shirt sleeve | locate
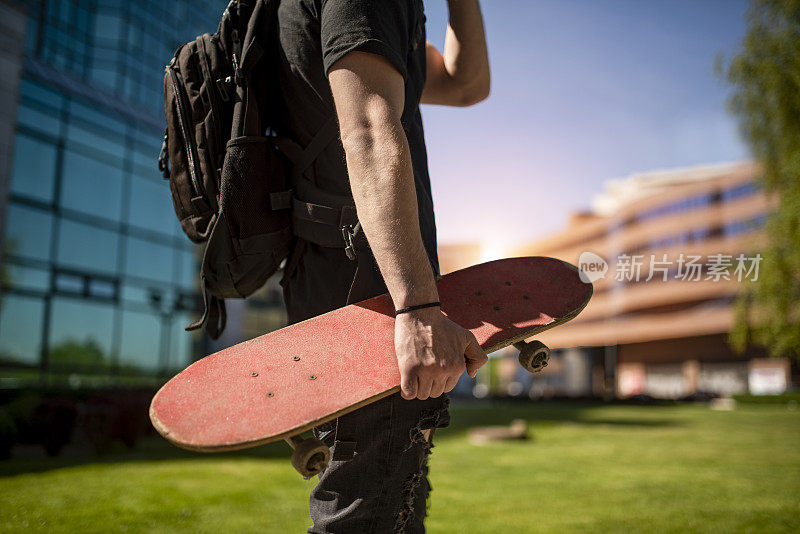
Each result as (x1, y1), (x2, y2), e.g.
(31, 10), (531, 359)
(320, 0), (413, 80)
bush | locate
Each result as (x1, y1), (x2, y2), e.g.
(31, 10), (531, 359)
(31, 399), (78, 457)
(83, 397), (116, 455)
(0, 408), (17, 459)
(0, 387), (157, 456)
(2, 394), (78, 457)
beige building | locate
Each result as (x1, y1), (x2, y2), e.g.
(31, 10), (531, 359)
(437, 242), (482, 275)
(514, 161), (791, 398)
(214, 162), (793, 400)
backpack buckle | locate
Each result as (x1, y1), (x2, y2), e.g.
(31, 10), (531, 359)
(341, 224), (358, 261)
(158, 131), (170, 179)
(216, 77), (234, 101)
(232, 53), (243, 86)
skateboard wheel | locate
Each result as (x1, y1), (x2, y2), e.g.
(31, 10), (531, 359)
(291, 437), (331, 479)
(514, 340), (550, 373)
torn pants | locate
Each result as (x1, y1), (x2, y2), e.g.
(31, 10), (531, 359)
(281, 242), (450, 533)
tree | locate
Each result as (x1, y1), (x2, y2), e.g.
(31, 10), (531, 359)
(725, 0), (800, 361)
(48, 338), (109, 371)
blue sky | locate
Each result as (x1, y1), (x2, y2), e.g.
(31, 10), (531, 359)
(420, 0), (751, 253)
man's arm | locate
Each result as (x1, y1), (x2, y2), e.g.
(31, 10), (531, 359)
(421, 0), (490, 107)
(328, 52), (487, 400)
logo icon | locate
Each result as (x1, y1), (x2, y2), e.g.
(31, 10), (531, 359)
(578, 251), (608, 283)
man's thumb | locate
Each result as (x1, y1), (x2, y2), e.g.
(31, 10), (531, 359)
(464, 337), (488, 378)
(400, 372), (417, 400)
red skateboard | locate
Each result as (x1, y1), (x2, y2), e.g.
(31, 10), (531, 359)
(150, 257), (592, 476)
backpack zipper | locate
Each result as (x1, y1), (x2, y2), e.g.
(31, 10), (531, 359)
(167, 63), (205, 200)
(197, 37), (225, 185)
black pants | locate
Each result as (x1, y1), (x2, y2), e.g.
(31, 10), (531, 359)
(282, 241), (450, 533)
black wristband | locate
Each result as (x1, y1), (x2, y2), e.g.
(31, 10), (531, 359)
(394, 301), (441, 316)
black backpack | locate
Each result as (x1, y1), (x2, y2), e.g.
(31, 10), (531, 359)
(158, 0), (339, 339)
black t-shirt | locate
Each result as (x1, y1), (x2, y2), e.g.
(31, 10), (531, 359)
(275, 0), (439, 274)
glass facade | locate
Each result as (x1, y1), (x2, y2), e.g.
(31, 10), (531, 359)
(0, 0), (228, 385)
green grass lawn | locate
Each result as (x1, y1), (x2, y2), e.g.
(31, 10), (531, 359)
(1, 400), (799, 533)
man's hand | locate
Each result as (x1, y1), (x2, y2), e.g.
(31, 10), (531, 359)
(395, 307), (488, 400)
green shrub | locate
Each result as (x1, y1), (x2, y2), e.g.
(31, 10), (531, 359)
(0, 408), (17, 459)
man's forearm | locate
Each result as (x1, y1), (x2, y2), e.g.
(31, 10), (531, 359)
(328, 47), (489, 401)
(342, 119), (438, 308)
(329, 52), (439, 309)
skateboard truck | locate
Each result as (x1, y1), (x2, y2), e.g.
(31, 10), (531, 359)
(285, 435), (331, 478)
(514, 340), (550, 373)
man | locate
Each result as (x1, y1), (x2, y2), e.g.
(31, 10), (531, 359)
(275, 0), (490, 531)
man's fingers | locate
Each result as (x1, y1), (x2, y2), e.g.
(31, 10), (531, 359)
(416, 375), (433, 400)
(400, 372), (418, 400)
(429, 379), (446, 399)
(443, 374), (460, 393)
(464, 334), (488, 378)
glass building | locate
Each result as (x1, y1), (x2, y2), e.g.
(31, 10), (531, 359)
(0, 0), (259, 386)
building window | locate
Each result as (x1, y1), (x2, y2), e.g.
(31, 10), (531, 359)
(127, 175), (176, 236)
(0, 294), (45, 368)
(11, 133), (58, 203)
(48, 297), (115, 374)
(19, 79), (64, 111)
(119, 309), (162, 375)
(2, 263), (50, 293)
(60, 150), (125, 221)
(124, 236), (174, 283)
(169, 313), (195, 372)
(636, 192), (712, 223)
(4, 204), (54, 262)
(54, 271), (84, 294)
(56, 218), (120, 274)
(16, 105), (62, 137)
(724, 213), (767, 237)
(722, 181), (760, 202)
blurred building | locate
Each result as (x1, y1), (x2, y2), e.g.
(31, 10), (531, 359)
(0, 0), (263, 387)
(0, 0), (497, 390)
(512, 160), (791, 399)
(437, 242), (482, 275)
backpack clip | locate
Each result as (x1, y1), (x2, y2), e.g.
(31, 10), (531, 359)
(341, 224), (357, 261)
(216, 77), (234, 101)
(341, 222), (362, 261)
(232, 53), (243, 86)
(158, 130), (170, 179)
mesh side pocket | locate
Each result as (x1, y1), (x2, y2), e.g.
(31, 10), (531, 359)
(221, 136), (290, 238)
(208, 135), (292, 298)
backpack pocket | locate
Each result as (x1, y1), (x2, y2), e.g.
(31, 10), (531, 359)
(202, 136), (293, 298)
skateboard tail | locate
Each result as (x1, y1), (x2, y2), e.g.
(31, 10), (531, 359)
(149, 384), (401, 453)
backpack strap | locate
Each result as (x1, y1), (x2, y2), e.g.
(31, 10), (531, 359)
(293, 116), (339, 178)
(290, 197), (365, 251)
(275, 115), (376, 301)
(184, 213), (231, 340)
(274, 115), (339, 179)
(240, 40), (264, 136)
(274, 116), (372, 256)
(185, 277), (227, 340)
(345, 227), (380, 304)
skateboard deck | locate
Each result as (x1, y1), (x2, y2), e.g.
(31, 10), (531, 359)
(150, 257), (592, 458)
